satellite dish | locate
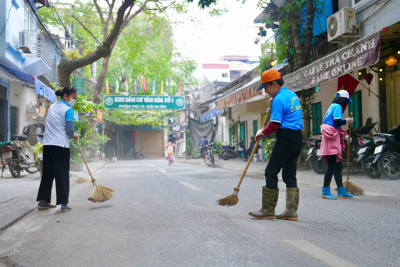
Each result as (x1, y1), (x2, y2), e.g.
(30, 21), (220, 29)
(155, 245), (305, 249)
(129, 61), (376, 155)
(328, 16), (338, 38)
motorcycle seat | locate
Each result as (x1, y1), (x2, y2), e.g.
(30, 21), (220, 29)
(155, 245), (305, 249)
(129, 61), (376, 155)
(12, 134), (28, 141)
(0, 141), (13, 148)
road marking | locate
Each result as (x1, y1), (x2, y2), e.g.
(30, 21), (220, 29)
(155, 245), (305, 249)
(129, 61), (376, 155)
(180, 182), (202, 191)
(284, 239), (358, 267)
(150, 164), (155, 167)
(159, 170), (167, 174)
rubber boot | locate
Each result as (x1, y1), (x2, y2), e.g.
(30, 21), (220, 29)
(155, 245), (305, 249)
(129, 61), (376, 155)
(249, 187), (279, 219)
(275, 187), (299, 221)
(322, 187), (337, 200)
(337, 186), (353, 199)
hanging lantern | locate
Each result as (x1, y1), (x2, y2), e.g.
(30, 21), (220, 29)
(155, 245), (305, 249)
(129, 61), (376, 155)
(364, 73), (373, 85)
(385, 55), (397, 67)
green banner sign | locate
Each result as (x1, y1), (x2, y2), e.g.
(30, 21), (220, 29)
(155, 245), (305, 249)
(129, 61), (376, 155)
(103, 95), (186, 110)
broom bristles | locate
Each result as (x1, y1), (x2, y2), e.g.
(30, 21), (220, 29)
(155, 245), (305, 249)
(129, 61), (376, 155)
(217, 188), (239, 206)
(88, 183), (114, 203)
(217, 194), (239, 206)
(343, 181), (364, 195)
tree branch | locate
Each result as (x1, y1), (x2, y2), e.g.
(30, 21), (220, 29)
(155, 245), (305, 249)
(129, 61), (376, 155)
(93, 0), (105, 25)
(105, 0), (116, 38)
(126, 0), (151, 25)
(71, 14), (101, 45)
(58, 0), (136, 87)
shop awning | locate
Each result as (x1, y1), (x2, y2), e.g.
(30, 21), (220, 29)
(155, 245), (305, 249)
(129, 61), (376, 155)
(0, 64), (56, 103)
(283, 32), (381, 92)
(23, 58), (52, 77)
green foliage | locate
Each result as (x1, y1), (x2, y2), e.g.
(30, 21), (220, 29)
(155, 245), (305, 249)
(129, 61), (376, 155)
(263, 138), (276, 162)
(191, 148), (200, 158)
(186, 128), (192, 155)
(69, 139), (82, 164)
(187, 0), (217, 9)
(79, 128), (110, 153)
(49, 82), (104, 114)
(212, 140), (222, 154)
(74, 95), (104, 113)
(258, 54), (273, 73)
(103, 109), (175, 126)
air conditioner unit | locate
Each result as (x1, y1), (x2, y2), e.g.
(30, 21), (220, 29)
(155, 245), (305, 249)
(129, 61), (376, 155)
(327, 7), (357, 42)
(18, 31), (31, 53)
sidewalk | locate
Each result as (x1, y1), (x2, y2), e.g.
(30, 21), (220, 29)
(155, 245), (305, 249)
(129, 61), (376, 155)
(0, 161), (106, 232)
(178, 158), (400, 198)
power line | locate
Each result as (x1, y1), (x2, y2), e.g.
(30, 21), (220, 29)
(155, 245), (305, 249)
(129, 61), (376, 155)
(47, 0), (78, 49)
(0, 2), (13, 36)
(23, 0), (64, 57)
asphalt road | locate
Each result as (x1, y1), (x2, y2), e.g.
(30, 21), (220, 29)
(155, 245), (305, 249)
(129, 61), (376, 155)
(0, 159), (399, 267)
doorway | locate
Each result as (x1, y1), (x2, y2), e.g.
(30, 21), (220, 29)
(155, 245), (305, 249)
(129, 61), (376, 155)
(0, 85), (7, 141)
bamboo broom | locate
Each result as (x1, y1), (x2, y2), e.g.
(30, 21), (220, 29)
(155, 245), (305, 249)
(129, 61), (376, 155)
(343, 113), (364, 195)
(75, 140), (114, 202)
(217, 101), (271, 206)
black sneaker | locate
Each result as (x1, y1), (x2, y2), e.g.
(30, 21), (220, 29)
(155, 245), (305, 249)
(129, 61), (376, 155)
(61, 204), (71, 212)
(37, 201), (57, 210)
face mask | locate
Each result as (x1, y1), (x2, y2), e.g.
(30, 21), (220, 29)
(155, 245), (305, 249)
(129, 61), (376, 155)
(68, 98), (76, 107)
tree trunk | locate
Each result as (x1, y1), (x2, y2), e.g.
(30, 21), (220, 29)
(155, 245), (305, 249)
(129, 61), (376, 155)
(93, 55), (111, 103)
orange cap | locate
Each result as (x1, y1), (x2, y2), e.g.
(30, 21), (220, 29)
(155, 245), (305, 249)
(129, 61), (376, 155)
(257, 69), (282, 91)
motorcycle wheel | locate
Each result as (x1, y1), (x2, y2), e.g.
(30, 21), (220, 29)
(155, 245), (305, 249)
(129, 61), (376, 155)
(378, 151), (400, 179)
(25, 165), (39, 174)
(360, 155), (382, 179)
(8, 161), (21, 178)
(221, 151), (230, 160)
(308, 155), (327, 174)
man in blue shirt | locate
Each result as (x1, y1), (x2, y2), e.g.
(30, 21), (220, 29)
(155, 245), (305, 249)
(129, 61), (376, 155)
(199, 136), (208, 158)
(249, 69), (303, 222)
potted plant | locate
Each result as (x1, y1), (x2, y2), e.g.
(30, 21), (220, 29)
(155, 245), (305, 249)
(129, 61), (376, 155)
(212, 140), (222, 162)
(191, 148), (200, 159)
(69, 139), (84, 171)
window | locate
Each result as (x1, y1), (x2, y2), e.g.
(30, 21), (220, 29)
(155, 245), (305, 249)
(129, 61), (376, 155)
(222, 73), (228, 78)
(252, 120), (258, 139)
(349, 91), (362, 129)
(312, 102), (322, 135)
(240, 122), (246, 148)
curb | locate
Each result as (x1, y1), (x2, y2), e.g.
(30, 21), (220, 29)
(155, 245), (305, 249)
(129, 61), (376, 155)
(0, 161), (106, 233)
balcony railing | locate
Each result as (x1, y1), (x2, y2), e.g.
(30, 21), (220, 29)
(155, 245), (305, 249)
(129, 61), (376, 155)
(19, 30), (63, 82)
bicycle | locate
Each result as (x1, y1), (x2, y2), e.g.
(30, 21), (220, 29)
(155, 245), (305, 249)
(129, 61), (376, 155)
(202, 143), (215, 167)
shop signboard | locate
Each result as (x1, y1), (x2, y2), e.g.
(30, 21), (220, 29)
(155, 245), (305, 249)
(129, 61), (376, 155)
(284, 32), (381, 91)
(103, 95), (185, 110)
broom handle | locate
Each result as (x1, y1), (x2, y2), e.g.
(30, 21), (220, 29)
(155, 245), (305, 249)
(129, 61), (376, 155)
(75, 139), (96, 183)
(235, 101), (271, 190)
(346, 113), (353, 181)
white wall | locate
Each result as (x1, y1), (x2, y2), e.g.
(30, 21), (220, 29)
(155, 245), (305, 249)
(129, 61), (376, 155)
(9, 82), (40, 134)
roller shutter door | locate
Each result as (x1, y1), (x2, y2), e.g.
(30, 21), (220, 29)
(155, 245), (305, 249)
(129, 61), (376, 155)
(136, 130), (164, 157)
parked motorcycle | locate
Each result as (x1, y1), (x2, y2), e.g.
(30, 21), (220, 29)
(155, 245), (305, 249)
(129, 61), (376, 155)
(127, 148), (145, 159)
(220, 145), (239, 160)
(343, 121), (379, 174)
(0, 134), (39, 178)
(372, 126), (400, 179)
(357, 136), (381, 178)
(305, 138), (327, 174)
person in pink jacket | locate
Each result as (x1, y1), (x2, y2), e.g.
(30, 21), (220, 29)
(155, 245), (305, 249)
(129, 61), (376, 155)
(320, 90), (354, 200)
